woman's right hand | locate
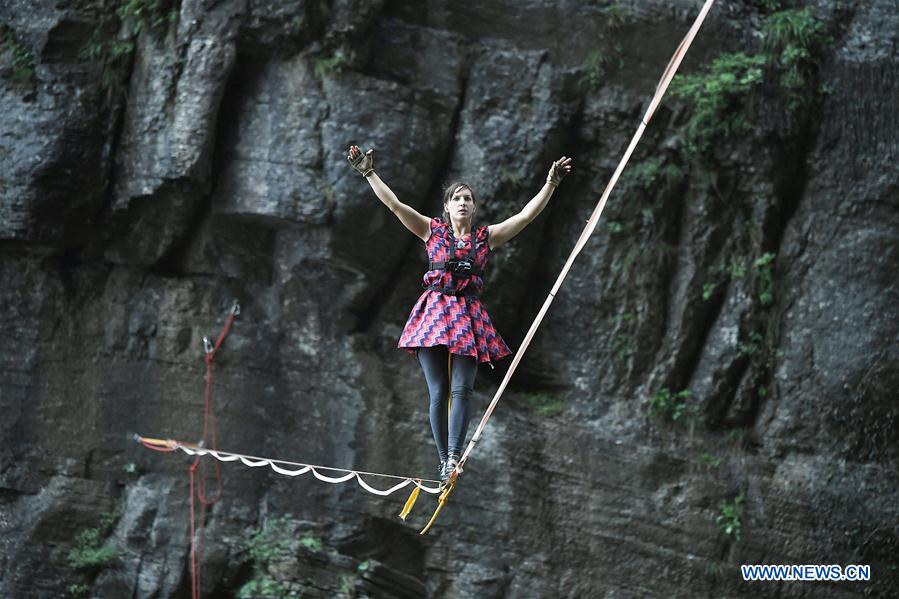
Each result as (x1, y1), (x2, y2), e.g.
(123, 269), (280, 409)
(347, 144), (375, 177)
(546, 156), (573, 187)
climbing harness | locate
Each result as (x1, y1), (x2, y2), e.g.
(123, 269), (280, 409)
(424, 226), (483, 295)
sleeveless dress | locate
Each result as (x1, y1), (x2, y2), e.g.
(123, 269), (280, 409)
(398, 217), (512, 366)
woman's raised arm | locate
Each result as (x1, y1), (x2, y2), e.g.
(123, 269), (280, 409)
(348, 145), (431, 242)
(488, 156), (572, 249)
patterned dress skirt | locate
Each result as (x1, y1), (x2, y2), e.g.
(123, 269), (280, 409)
(398, 217), (512, 366)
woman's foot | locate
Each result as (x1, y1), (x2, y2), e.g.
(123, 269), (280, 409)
(444, 451), (461, 481)
(438, 459), (448, 483)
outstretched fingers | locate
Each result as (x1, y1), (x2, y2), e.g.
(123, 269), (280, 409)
(557, 156), (573, 172)
(347, 145), (374, 160)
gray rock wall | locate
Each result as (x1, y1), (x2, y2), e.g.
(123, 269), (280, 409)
(1, 0), (896, 597)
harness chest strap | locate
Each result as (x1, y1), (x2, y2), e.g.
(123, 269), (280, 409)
(424, 226), (483, 295)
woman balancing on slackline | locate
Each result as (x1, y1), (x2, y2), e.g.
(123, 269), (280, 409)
(347, 144), (573, 484)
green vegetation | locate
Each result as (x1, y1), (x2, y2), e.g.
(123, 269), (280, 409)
(762, 8), (832, 111)
(739, 331), (764, 357)
(338, 574), (355, 595)
(753, 252), (776, 306)
(581, 48), (614, 90)
(716, 493), (745, 541)
(238, 578), (293, 599)
(647, 387), (697, 422)
(670, 6), (832, 156)
(750, 0), (786, 12)
(499, 166), (524, 187)
(669, 52), (767, 158)
(610, 310), (637, 361)
(78, 0), (178, 98)
(238, 517), (321, 599)
(68, 500), (124, 572)
(314, 52), (348, 79)
(607, 221), (625, 234)
(624, 158), (685, 191)
(724, 257), (747, 279)
(702, 282), (717, 301)
(514, 392), (568, 417)
(243, 516), (292, 564)
(580, 3), (630, 90)
(116, 0), (179, 35)
(613, 311), (635, 326)
(600, 4), (634, 29)
(698, 452), (722, 468)
(67, 583), (89, 597)
(298, 535), (323, 552)
(737, 331), (764, 357)
(0, 23), (35, 83)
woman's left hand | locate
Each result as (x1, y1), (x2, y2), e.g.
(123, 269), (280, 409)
(546, 156), (573, 187)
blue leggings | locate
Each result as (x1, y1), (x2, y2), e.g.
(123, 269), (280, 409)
(417, 346), (478, 461)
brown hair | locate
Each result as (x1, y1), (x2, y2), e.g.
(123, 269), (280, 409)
(441, 182), (477, 225)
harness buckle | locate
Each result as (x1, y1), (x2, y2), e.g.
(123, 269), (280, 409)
(450, 259), (473, 275)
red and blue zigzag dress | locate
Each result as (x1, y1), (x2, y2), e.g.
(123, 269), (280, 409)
(398, 217), (512, 366)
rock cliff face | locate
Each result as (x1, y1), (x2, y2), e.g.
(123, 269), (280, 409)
(1, 0), (896, 597)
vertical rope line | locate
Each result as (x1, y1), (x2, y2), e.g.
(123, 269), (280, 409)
(458, 0), (719, 471)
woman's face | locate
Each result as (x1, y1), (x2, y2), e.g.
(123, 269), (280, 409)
(445, 186), (475, 221)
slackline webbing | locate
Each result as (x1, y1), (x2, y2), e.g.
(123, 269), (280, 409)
(137, 436), (442, 495)
(454, 0), (718, 476)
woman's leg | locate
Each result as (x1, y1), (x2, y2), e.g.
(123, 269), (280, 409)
(417, 346), (450, 462)
(447, 353), (478, 456)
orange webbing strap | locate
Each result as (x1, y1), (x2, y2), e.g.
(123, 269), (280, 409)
(419, 472), (457, 535)
(398, 483), (422, 521)
(136, 435), (177, 451)
(456, 0), (719, 477)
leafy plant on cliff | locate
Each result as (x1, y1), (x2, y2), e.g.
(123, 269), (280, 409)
(716, 493), (745, 541)
(79, 0), (179, 99)
(514, 391), (568, 417)
(647, 387), (697, 422)
(238, 516), (300, 599)
(669, 52), (767, 158)
(580, 3), (631, 90)
(670, 7), (832, 157)
(610, 310), (638, 362)
(243, 516), (292, 564)
(762, 8), (832, 111)
(0, 23), (35, 83)
(737, 331), (764, 357)
(753, 252), (776, 306)
(580, 48), (613, 90)
(238, 578), (293, 599)
(116, 0), (179, 35)
(314, 51), (348, 79)
(68, 499), (124, 572)
(623, 157), (685, 192)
